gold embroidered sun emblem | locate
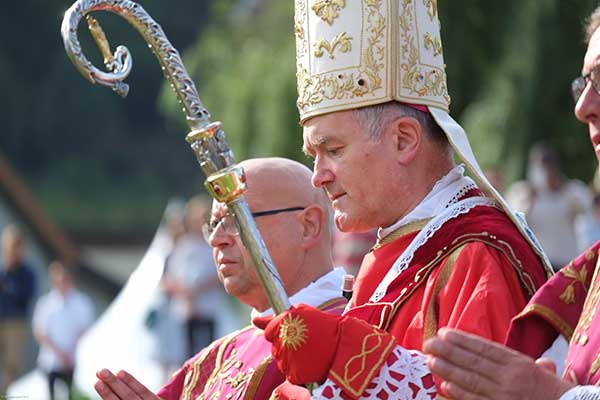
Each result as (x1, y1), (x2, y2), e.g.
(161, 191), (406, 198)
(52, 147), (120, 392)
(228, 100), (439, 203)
(279, 314), (308, 351)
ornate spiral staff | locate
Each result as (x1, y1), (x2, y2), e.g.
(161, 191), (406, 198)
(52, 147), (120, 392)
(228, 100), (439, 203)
(61, 0), (291, 314)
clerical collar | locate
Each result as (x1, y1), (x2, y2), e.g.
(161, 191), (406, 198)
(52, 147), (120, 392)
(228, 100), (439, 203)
(378, 165), (477, 241)
(250, 267), (345, 319)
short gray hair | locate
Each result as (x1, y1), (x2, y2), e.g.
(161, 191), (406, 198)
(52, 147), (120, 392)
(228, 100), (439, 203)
(353, 102), (449, 149)
(586, 5), (600, 44)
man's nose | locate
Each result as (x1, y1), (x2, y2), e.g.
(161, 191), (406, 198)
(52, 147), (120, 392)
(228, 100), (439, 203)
(575, 82), (600, 123)
(311, 156), (335, 188)
(208, 221), (235, 248)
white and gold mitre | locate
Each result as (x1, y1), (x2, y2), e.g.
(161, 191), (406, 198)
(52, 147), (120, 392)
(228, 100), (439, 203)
(294, 0), (553, 274)
(294, 0), (450, 123)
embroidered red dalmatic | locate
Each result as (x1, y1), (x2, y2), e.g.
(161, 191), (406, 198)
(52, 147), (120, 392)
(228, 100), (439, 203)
(157, 298), (347, 400)
(348, 204), (547, 348)
(336, 201), (548, 394)
(506, 241), (600, 385)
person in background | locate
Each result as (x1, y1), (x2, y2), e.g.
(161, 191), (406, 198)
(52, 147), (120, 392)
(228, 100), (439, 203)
(331, 228), (376, 277)
(423, 6), (600, 399)
(159, 195), (238, 365)
(93, 157), (347, 399)
(575, 192), (600, 251)
(33, 261), (94, 400)
(506, 142), (592, 271)
(0, 224), (36, 394)
(148, 199), (188, 380)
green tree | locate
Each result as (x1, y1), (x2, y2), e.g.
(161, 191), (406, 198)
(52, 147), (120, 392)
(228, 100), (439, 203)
(160, 0), (303, 164)
(1, 0), (216, 230)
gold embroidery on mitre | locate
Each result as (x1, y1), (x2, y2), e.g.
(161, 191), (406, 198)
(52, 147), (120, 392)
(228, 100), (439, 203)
(295, 0), (308, 60)
(314, 32), (353, 59)
(295, 22), (304, 40)
(296, 1), (386, 111)
(279, 314), (308, 351)
(311, 0), (347, 25)
(399, 0), (450, 104)
(423, 32), (442, 57)
(423, 0), (437, 19)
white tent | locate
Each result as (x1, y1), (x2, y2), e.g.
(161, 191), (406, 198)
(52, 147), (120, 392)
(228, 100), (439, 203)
(73, 224), (173, 395)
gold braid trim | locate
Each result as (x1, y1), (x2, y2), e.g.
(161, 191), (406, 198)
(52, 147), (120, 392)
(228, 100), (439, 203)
(379, 233), (539, 330)
(242, 355), (273, 400)
(182, 331), (239, 399)
(316, 296), (348, 312)
(423, 246), (464, 342)
(373, 219), (430, 249)
(516, 304), (574, 341)
(329, 332), (396, 397)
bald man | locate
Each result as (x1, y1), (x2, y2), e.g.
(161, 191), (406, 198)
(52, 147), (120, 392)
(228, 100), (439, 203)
(94, 157), (347, 400)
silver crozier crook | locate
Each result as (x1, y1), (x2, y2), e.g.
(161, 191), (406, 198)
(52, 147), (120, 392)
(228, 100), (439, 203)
(61, 0), (291, 314)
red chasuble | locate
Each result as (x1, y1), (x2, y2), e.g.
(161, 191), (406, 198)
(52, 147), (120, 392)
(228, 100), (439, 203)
(157, 297), (347, 400)
(506, 241), (600, 385)
(346, 201), (548, 356)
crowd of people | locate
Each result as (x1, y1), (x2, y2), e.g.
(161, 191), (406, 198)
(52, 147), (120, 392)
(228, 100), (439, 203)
(7, 1), (600, 400)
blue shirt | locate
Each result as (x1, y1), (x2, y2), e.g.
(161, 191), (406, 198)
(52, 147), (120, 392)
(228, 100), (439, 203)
(0, 262), (36, 319)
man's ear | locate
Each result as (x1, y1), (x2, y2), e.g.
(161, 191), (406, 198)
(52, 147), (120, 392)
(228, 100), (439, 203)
(297, 205), (323, 249)
(388, 116), (422, 165)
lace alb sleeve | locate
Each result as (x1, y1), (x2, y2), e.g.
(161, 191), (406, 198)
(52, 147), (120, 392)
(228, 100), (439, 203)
(312, 346), (436, 399)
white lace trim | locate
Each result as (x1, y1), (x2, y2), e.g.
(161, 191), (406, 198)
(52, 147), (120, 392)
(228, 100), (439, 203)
(447, 181), (477, 207)
(378, 165), (477, 240)
(560, 386), (600, 400)
(312, 346), (436, 399)
(370, 196), (499, 303)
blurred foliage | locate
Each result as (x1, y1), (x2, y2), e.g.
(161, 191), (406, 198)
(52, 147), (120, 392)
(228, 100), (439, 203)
(159, 0), (303, 162)
(1, 0), (599, 232)
(1, 0), (215, 231)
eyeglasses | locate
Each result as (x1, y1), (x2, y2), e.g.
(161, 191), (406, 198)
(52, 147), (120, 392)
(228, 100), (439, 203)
(572, 64), (600, 103)
(202, 206), (305, 242)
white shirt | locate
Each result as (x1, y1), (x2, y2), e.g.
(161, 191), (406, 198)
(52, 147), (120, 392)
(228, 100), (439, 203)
(33, 288), (95, 372)
(251, 267), (346, 319)
(165, 235), (228, 319)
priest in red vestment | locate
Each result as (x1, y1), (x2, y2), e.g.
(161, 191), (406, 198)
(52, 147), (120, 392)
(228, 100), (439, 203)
(94, 158), (351, 399)
(254, 1), (551, 399)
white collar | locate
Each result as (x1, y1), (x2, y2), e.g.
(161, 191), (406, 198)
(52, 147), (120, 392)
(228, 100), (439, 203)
(251, 267), (345, 319)
(378, 165), (477, 240)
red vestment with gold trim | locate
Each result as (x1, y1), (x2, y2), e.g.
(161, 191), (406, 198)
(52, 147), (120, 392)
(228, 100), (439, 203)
(341, 201), (548, 391)
(157, 298), (347, 400)
(506, 241), (600, 385)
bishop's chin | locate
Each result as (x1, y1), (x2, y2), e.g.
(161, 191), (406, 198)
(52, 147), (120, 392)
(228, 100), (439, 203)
(335, 212), (376, 234)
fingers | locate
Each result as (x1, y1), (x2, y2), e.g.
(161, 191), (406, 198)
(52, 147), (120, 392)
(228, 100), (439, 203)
(94, 369), (159, 400)
(95, 370), (126, 400)
(441, 381), (489, 400)
(423, 335), (500, 382)
(115, 370), (158, 398)
(426, 351), (497, 396)
(535, 357), (558, 374)
(436, 328), (524, 364)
